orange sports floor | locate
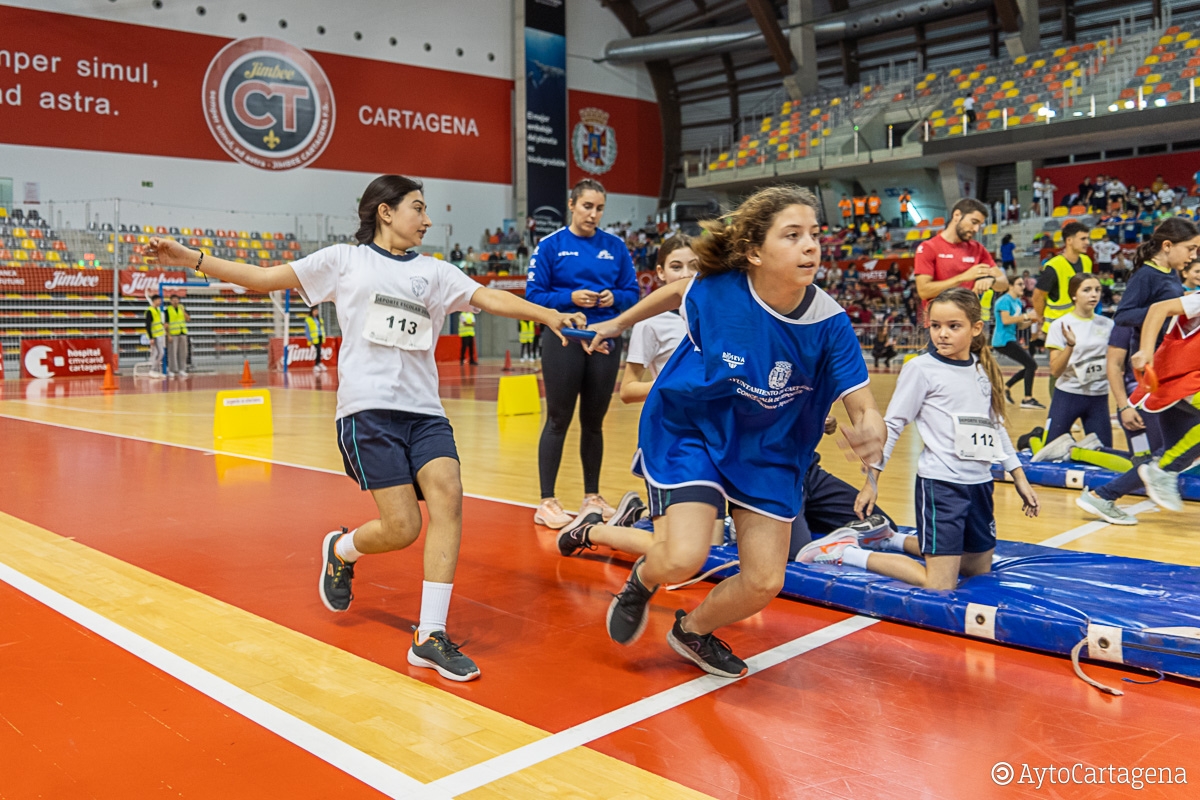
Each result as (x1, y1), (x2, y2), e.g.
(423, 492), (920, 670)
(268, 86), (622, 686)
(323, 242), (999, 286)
(1, 366), (1198, 799)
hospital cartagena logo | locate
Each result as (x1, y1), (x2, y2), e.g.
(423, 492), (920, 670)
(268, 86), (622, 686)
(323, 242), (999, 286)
(572, 107), (617, 175)
(202, 37), (335, 171)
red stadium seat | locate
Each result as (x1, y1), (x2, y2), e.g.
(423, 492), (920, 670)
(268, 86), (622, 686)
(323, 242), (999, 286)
(1137, 66), (1153, 76)
(1162, 52), (1177, 63)
(893, 92), (905, 101)
(1120, 88), (1137, 99)
(982, 101), (996, 111)
(1024, 69), (1036, 79)
(188, 237), (201, 246)
(992, 91), (1006, 101)
(1182, 68), (1198, 78)
(1020, 114), (1036, 124)
(1168, 91), (1184, 102)
(1157, 82), (1172, 93)
(1152, 45), (1166, 55)
(53, 241), (67, 251)
(977, 120), (992, 131)
(1166, 25), (1181, 35)
(931, 217), (945, 226)
(1024, 94), (1039, 103)
(1189, 56), (1200, 67)
(155, 226), (167, 234)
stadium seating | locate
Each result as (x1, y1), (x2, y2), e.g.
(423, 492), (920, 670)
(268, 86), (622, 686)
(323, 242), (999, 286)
(1117, 26), (1199, 108)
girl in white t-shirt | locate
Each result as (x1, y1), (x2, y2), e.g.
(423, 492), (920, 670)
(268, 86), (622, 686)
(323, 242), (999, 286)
(148, 175), (584, 682)
(1034, 274), (1116, 456)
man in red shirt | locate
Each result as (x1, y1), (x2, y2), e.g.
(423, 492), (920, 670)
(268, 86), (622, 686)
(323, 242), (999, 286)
(913, 197), (1009, 326)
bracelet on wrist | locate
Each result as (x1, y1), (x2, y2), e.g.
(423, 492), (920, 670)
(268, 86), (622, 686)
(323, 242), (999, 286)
(196, 250), (205, 270)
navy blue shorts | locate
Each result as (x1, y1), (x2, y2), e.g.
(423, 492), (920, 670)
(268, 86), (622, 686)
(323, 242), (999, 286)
(915, 477), (996, 556)
(335, 410), (459, 495)
(645, 483), (727, 518)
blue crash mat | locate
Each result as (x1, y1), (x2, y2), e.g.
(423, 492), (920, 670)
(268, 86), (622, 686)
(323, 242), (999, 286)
(697, 538), (1200, 682)
(991, 452), (1200, 501)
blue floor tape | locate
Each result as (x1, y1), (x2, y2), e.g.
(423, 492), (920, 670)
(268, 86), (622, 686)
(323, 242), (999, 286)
(992, 452), (1200, 500)
(697, 536), (1200, 682)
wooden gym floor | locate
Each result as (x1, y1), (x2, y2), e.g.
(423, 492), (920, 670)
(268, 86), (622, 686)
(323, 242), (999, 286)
(1, 361), (1197, 799)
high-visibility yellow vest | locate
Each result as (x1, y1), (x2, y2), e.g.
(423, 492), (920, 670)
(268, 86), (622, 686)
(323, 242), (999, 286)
(304, 315), (325, 344)
(1041, 253), (1092, 332)
(519, 319), (535, 344)
(166, 304), (188, 335)
(980, 288), (995, 323)
(148, 305), (165, 339)
(459, 312), (475, 337)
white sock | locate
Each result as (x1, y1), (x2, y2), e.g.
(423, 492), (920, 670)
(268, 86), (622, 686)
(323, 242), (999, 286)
(417, 581), (454, 641)
(841, 545), (871, 569)
(884, 532), (912, 552)
(334, 529), (363, 563)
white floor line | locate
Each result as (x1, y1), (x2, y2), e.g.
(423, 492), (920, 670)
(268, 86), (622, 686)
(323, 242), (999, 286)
(1038, 500), (1159, 548)
(0, 560), (442, 800)
(426, 615), (880, 798)
(0, 413), (538, 509)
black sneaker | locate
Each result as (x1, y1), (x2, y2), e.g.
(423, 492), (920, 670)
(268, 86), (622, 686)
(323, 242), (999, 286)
(1016, 426), (1044, 452)
(319, 528), (355, 612)
(610, 491), (647, 527)
(1005, 389), (1015, 405)
(666, 609), (748, 678)
(1020, 398), (1046, 410)
(606, 556), (658, 645)
(408, 629), (481, 682)
(557, 511), (602, 556)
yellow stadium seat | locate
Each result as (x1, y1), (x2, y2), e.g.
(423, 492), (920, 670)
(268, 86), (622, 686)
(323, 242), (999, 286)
(1014, 56), (1028, 65)
(1090, 228), (1106, 240)
(1030, 102), (1044, 112)
(1176, 32), (1191, 42)
(1052, 206), (1068, 217)
(810, 108), (821, 117)
(930, 109), (944, 118)
(1005, 88), (1019, 98)
(1160, 35), (1174, 45)
(1145, 55), (1160, 64)
(1072, 68), (1083, 78)
(768, 136), (779, 145)
(749, 139), (759, 147)
(916, 81), (928, 89)
(811, 137), (821, 146)
(238, 230), (249, 239)
(933, 118), (947, 128)
(1064, 78), (1075, 88)
(237, 238), (250, 248)
(969, 71), (980, 79)
(905, 230), (921, 241)
(137, 235), (149, 244)
(1052, 230), (1063, 244)
(1008, 115), (1022, 126)
(925, 72), (937, 81)
(180, 228), (191, 236)
(984, 76), (997, 85)
(1001, 80), (1015, 89)
(953, 97), (965, 106)
(830, 97), (841, 106)
(822, 128), (830, 136)
(985, 224), (998, 235)
(46, 251), (60, 262)
(958, 81), (971, 90)
(949, 125), (963, 134)
(1066, 60), (1079, 69)
(1033, 59), (1046, 68)
(0, 207), (6, 218)
(780, 102), (792, 113)
(778, 143), (788, 151)
(1186, 39), (1200, 49)
(987, 109), (1001, 119)
(949, 67), (962, 76)
(13, 227), (27, 238)
(202, 238), (214, 247)
(1145, 73), (1163, 84)
(1053, 47), (1067, 57)
(142, 225), (154, 234)
(922, 229), (933, 239)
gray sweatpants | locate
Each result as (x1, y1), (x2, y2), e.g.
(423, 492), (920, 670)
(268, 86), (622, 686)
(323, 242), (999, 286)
(148, 336), (166, 374)
(168, 335), (188, 374)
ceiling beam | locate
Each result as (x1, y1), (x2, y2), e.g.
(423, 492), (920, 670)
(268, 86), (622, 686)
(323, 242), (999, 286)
(744, 0), (795, 77)
(993, 0), (1021, 33)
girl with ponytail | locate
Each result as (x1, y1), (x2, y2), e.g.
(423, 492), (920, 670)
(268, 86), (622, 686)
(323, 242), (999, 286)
(1115, 216), (1200, 333)
(804, 287), (1040, 590)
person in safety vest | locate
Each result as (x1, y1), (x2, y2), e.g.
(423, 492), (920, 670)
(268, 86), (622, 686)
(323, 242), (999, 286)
(144, 292), (167, 377)
(305, 306), (327, 372)
(519, 319), (536, 362)
(459, 310), (478, 365)
(1033, 221), (1092, 394)
(165, 294), (190, 378)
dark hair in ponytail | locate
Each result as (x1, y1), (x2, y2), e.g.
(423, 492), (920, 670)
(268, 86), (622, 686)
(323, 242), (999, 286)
(569, 179), (606, 204)
(1133, 215), (1198, 272)
(929, 287), (1007, 421)
(691, 184), (821, 279)
(655, 234), (693, 268)
(355, 175), (424, 245)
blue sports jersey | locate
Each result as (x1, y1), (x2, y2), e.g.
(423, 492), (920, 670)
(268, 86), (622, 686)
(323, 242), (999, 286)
(524, 227), (639, 324)
(633, 271), (869, 520)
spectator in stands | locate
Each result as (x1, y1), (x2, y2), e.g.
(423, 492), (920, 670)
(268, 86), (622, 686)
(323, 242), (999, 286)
(1070, 176), (1092, 210)
(1152, 174), (1168, 194)
(852, 195), (867, 226)
(463, 246), (477, 275)
(1107, 176), (1128, 212)
(1139, 185), (1157, 212)
(1008, 197), (1021, 224)
(962, 95), (976, 130)
(1158, 183), (1177, 210)
(450, 243), (464, 263)
(526, 216), (537, 246)
(144, 292), (166, 377)
(839, 194), (853, 227)
(899, 189), (913, 227)
(867, 190), (882, 224)
(165, 294), (190, 378)
(1033, 221), (1093, 347)
(913, 197), (1008, 326)
(1093, 235), (1121, 273)
(1000, 234), (1016, 274)
(1032, 176), (1046, 215)
(1090, 175), (1108, 214)
(1112, 249), (1133, 281)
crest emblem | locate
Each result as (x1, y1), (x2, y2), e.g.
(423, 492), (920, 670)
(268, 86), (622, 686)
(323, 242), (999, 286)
(768, 361), (792, 390)
(410, 276), (430, 299)
(571, 107), (618, 175)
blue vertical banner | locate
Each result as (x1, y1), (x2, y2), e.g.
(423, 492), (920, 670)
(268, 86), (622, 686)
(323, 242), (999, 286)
(524, 0), (567, 237)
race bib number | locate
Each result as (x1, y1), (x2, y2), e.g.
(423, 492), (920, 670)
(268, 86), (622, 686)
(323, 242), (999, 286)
(1072, 356), (1107, 388)
(954, 414), (998, 462)
(363, 292), (433, 350)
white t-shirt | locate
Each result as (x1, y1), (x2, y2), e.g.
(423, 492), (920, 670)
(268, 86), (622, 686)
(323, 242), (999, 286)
(1170, 292), (1200, 333)
(1092, 239), (1121, 264)
(1158, 188), (1177, 206)
(963, 97), (975, 111)
(626, 311), (687, 380)
(1046, 311), (1114, 396)
(292, 243), (481, 419)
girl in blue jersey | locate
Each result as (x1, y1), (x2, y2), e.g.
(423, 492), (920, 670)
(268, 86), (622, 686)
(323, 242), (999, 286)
(585, 185), (886, 678)
(526, 179), (640, 528)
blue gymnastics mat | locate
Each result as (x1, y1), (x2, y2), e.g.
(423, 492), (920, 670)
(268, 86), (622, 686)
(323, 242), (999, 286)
(991, 452), (1200, 501)
(695, 537), (1200, 692)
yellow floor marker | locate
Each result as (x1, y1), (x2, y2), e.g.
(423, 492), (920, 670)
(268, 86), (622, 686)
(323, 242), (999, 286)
(213, 389), (274, 440)
(496, 374), (541, 417)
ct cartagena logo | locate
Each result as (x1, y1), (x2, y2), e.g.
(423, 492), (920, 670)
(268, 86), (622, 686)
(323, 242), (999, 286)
(202, 37), (335, 171)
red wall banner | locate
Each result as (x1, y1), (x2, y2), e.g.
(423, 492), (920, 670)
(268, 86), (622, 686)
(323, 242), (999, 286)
(0, 6), (512, 183)
(268, 336), (341, 371)
(0, 267), (113, 294)
(20, 338), (113, 378)
(568, 89), (662, 198)
(1039, 152), (1200, 201)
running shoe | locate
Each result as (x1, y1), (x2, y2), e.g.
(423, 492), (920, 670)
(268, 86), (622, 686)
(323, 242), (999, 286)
(582, 493), (617, 521)
(408, 629), (481, 682)
(666, 609), (747, 678)
(1005, 389), (1015, 405)
(1075, 489), (1138, 525)
(534, 497), (572, 529)
(1020, 398), (1047, 410)
(795, 530), (859, 564)
(845, 514), (893, 549)
(319, 528), (355, 612)
(1017, 426), (1044, 452)
(606, 556), (657, 645)
(1031, 433), (1076, 463)
(609, 491), (647, 527)
(557, 510), (603, 557)
(1139, 462), (1184, 512)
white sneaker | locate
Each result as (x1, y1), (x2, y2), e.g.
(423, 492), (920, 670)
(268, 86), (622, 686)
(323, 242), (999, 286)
(1139, 463), (1184, 512)
(795, 530), (858, 564)
(581, 493), (617, 521)
(533, 497), (572, 529)
(845, 513), (894, 549)
(1031, 433), (1076, 463)
(1075, 489), (1138, 525)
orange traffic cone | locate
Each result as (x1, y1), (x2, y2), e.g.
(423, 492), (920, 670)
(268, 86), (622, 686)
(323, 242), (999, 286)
(502, 349), (513, 372)
(240, 359), (255, 386)
(101, 363), (118, 392)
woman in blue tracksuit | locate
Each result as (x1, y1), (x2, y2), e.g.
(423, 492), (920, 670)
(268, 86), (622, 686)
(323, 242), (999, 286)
(525, 179), (640, 528)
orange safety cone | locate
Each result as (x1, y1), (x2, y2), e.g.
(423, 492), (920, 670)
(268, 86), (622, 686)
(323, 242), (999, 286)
(502, 349), (513, 372)
(240, 359), (255, 386)
(101, 363), (118, 392)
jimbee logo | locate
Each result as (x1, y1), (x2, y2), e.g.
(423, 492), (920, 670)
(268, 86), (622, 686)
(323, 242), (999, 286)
(202, 37), (335, 171)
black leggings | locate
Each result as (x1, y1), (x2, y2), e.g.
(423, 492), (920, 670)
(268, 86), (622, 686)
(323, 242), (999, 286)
(1044, 389), (1113, 448)
(459, 335), (476, 363)
(996, 340), (1037, 397)
(538, 327), (623, 498)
